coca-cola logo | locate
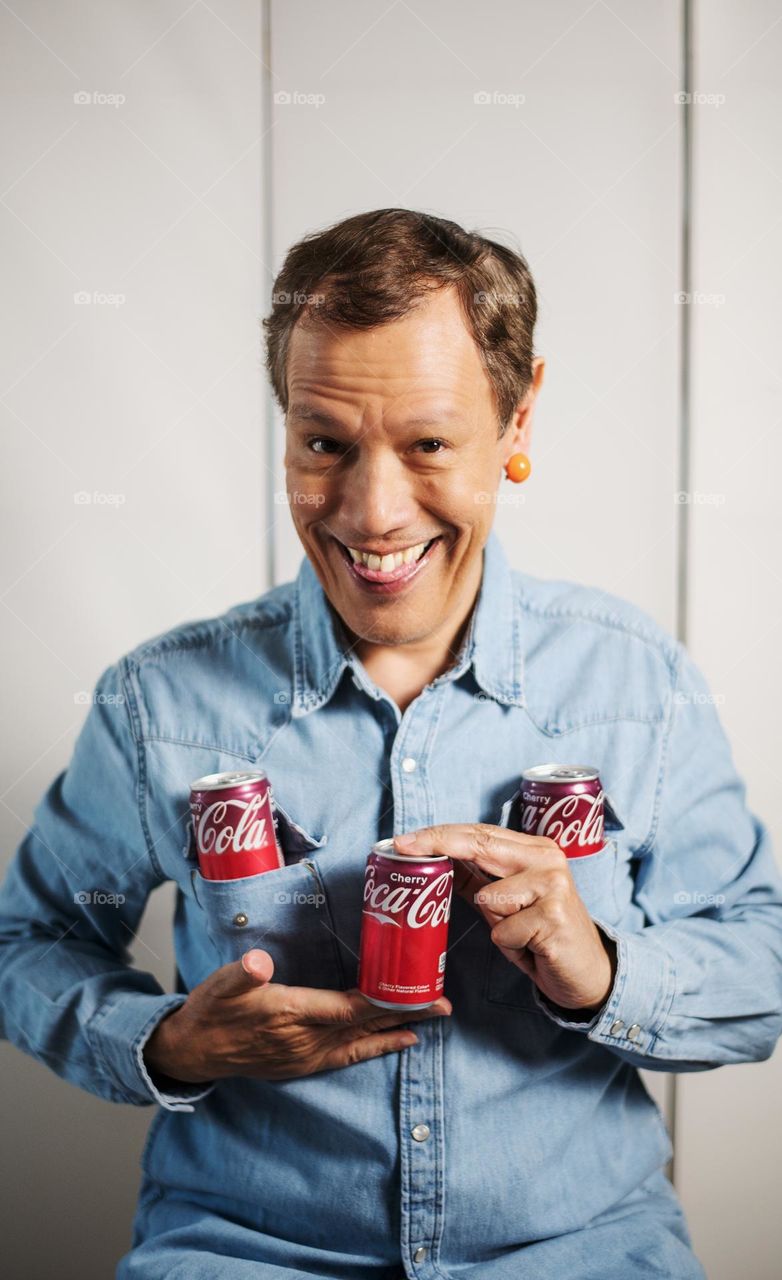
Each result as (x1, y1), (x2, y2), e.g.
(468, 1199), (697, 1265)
(196, 793), (272, 855)
(363, 867), (453, 929)
(521, 791), (604, 849)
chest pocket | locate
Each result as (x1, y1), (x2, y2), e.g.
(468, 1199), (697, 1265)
(188, 803), (346, 991)
(485, 785), (626, 1012)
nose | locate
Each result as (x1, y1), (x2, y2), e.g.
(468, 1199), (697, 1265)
(337, 447), (416, 543)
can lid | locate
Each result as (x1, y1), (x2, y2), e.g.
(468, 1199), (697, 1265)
(521, 763), (599, 783)
(189, 770), (268, 792)
(371, 837), (451, 863)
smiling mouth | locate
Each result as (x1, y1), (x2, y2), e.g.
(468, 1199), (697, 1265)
(333, 534), (443, 589)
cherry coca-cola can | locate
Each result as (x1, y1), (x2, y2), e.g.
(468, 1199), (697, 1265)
(189, 771), (284, 881)
(520, 764), (605, 858)
(358, 839), (454, 1010)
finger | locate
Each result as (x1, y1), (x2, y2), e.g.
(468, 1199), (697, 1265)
(210, 949), (275, 999)
(473, 872), (543, 918)
(293, 987), (452, 1026)
(489, 903), (549, 953)
(395, 825), (553, 879)
(453, 860), (494, 901)
(328, 1029), (419, 1068)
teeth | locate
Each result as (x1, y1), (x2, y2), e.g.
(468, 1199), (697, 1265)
(346, 540), (430, 570)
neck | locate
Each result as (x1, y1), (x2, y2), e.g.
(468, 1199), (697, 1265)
(348, 559), (483, 714)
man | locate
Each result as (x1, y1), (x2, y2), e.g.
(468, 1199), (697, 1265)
(1, 208), (780, 1279)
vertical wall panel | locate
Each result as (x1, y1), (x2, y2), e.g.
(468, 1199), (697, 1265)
(675, 4), (782, 1277)
(0, 3), (267, 1275)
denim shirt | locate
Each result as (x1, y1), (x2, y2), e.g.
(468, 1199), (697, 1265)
(1, 531), (781, 1279)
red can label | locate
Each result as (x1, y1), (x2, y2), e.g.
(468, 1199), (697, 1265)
(358, 841), (453, 1009)
(189, 771), (284, 880)
(520, 764), (605, 858)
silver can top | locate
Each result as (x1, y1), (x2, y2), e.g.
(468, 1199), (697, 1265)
(189, 770), (268, 792)
(521, 763), (599, 783)
(370, 837), (451, 863)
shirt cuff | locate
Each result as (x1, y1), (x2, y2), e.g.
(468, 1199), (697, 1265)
(531, 918), (676, 1055)
(86, 991), (215, 1111)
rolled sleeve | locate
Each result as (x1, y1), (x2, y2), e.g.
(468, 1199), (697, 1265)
(87, 990), (214, 1111)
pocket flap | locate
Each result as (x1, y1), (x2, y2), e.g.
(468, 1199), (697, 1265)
(603, 792), (625, 832)
(498, 787), (521, 830)
(272, 801), (328, 862)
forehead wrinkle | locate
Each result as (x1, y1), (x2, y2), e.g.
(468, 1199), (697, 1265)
(288, 402), (464, 432)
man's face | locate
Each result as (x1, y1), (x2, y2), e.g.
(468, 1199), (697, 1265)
(283, 286), (536, 648)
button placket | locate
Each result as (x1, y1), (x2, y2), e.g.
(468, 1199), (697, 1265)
(392, 685), (447, 1278)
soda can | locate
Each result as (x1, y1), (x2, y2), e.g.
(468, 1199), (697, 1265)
(358, 839), (454, 1010)
(519, 764), (605, 858)
(189, 770), (284, 881)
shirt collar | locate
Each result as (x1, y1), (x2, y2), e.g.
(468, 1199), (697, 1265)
(290, 529), (524, 718)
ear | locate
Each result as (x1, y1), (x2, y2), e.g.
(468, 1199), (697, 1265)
(502, 357), (545, 461)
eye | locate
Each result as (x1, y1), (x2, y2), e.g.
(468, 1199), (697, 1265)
(415, 438), (448, 454)
(307, 436), (343, 455)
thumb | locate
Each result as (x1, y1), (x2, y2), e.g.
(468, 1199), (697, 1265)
(212, 948), (275, 997)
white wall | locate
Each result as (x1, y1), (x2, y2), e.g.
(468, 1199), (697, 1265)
(675, 4), (782, 1277)
(1, 3), (779, 1278)
(0, 3), (268, 1276)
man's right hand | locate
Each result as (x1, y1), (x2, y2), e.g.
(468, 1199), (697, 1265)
(143, 949), (452, 1085)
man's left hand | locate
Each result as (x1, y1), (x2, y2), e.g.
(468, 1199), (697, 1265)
(394, 825), (617, 1014)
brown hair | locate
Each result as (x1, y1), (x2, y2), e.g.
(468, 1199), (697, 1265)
(262, 208), (537, 435)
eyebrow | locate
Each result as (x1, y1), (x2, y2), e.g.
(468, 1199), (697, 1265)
(287, 403), (461, 431)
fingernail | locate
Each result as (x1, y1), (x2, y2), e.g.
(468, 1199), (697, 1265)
(395, 832), (417, 845)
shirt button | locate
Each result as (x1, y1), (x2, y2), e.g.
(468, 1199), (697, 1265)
(401, 756), (417, 773)
(627, 1023), (642, 1041)
(411, 1122), (431, 1142)
(233, 913), (249, 928)
(413, 1247), (427, 1263)
(609, 1019), (625, 1036)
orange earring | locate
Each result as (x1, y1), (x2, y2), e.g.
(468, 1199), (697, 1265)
(505, 452), (531, 483)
